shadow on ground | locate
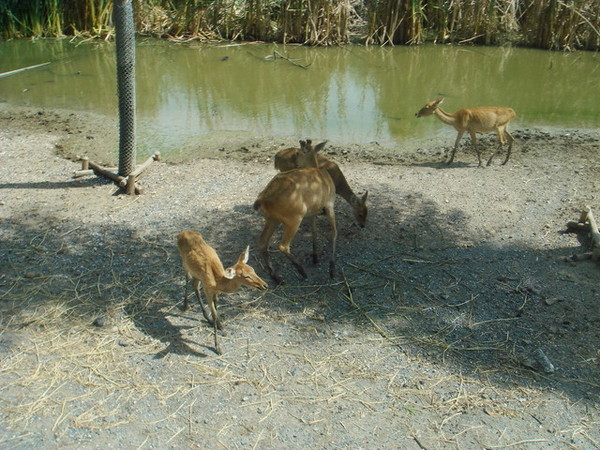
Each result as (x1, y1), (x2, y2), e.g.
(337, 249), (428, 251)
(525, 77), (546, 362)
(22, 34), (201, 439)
(1, 187), (598, 404)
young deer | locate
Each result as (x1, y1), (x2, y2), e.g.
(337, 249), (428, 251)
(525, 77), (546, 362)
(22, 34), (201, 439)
(274, 140), (368, 228)
(254, 140), (337, 284)
(415, 97), (516, 166)
(177, 230), (267, 354)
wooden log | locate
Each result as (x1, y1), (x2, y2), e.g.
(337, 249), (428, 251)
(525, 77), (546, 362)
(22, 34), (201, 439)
(566, 206), (600, 261)
(88, 160), (123, 183)
(584, 206), (600, 261)
(126, 174), (136, 195)
(87, 159), (142, 194)
(74, 169), (95, 177)
(74, 167), (117, 177)
(130, 152), (160, 178)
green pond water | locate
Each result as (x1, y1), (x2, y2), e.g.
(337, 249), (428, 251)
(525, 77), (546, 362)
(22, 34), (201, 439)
(1, 39), (598, 159)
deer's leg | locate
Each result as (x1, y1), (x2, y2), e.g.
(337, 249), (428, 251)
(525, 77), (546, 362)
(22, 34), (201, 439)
(183, 272), (191, 311)
(257, 218), (282, 284)
(324, 205), (338, 279)
(203, 286), (224, 332)
(279, 219), (308, 279)
(469, 131), (483, 167)
(309, 216), (319, 264)
(447, 131), (464, 165)
(501, 129), (515, 166)
(193, 278), (212, 325)
(487, 127), (506, 166)
(208, 292), (222, 355)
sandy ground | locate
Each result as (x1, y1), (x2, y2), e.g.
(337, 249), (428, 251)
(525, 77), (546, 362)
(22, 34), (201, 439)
(0, 105), (599, 449)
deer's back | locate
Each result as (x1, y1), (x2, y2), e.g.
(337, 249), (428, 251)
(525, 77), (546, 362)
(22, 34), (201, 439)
(177, 230), (224, 284)
(459, 107), (517, 131)
(275, 147), (347, 192)
(274, 147), (331, 172)
(255, 168), (335, 219)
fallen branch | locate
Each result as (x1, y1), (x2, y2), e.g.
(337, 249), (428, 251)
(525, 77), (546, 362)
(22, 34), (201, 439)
(0, 62), (50, 79)
(271, 51), (311, 69)
(566, 206), (600, 261)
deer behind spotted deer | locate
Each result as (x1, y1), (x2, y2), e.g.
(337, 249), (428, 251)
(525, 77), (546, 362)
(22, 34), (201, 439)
(415, 97), (516, 166)
(274, 140), (368, 228)
(177, 230), (267, 354)
(254, 140), (337, 284)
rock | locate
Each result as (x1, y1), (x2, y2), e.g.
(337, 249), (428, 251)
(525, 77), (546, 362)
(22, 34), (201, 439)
(521, 348), (555, 373)
(93, 317), (107, 327)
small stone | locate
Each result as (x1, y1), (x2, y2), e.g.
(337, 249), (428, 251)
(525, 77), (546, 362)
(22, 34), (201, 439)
(544, 297), (565, 306)
(93, 317), (107, 327)
(535, 348), (555, 373)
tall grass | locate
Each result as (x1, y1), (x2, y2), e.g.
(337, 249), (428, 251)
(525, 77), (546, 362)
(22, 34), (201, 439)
(0, 0), (112, 38)
(1, 0), (599, 50)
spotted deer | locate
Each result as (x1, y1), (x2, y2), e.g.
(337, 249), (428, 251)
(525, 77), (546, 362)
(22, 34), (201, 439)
(254, 140), (337, 284)
(274, 140), (368, 227)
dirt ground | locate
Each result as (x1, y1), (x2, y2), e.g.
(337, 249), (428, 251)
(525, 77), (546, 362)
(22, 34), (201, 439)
(0, 105), (599, 449)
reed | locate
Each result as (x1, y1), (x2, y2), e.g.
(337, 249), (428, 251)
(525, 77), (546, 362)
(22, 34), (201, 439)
(1, 0), (599, 51)
(367, 0), (600, 50)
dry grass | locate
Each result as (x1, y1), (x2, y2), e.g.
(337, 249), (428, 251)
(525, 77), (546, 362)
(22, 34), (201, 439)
(1, 245), (599, 447)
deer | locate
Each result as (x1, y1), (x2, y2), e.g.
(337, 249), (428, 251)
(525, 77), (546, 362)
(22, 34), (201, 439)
(415, 97), (516, 167)
(177, 230), (268, 355)
(274, 140), (369, 228)
(254, 140), (337, 284)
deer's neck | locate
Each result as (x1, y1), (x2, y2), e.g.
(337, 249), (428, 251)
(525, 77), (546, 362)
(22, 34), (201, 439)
(433, 107), (459, 127)
(330, 171), (353, 203)
(216, 276), (241, 294)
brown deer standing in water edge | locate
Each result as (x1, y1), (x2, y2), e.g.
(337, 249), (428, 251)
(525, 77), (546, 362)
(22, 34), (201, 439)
(415, 97), (516, 166)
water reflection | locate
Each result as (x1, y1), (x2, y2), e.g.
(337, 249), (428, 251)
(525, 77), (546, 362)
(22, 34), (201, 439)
(0, 39), (598, 158)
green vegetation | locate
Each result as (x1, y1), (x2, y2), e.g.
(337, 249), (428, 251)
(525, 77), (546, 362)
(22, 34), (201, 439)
(1, 0), (598, 50)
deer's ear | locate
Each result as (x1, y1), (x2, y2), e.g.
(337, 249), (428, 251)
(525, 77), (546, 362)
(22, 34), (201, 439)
(314, 140), (328, 153)
(362, 191), (369, 202)
(435, 96), (445, 105)
(224, 267), (236, 279)
(238, 246), (249, 264)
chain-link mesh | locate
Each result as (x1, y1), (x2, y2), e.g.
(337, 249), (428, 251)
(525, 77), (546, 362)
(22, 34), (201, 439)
(114, 0), (136, 177)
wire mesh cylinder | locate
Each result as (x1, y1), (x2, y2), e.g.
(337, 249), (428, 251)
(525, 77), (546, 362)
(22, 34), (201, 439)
(114, 0), (136, 177)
